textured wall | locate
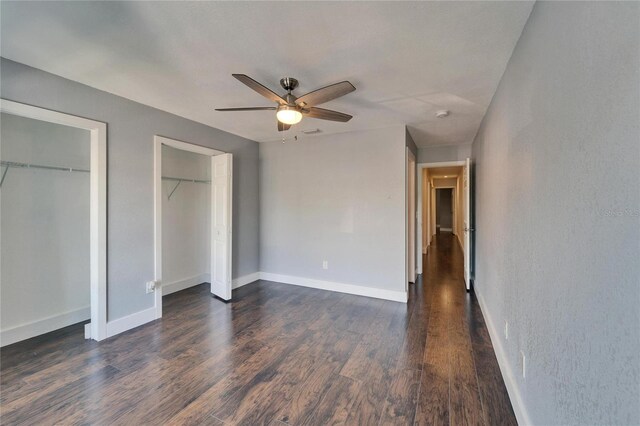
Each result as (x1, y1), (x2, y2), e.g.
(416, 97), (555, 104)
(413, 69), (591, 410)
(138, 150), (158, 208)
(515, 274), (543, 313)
(472, 2), (640, 424)
(1, 113), (90, 331)
(1, 58), (260, 321)
(259, 127), (406, 294)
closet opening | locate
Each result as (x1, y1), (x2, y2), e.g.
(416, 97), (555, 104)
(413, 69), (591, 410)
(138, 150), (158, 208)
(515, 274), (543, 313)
(152, 136), (233, 319)
(0, 100), (107, 346)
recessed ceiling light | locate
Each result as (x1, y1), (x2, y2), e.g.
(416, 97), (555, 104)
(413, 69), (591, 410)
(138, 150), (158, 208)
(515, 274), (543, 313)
(435, 110), (450, 118)
(444, 175), (448, 177)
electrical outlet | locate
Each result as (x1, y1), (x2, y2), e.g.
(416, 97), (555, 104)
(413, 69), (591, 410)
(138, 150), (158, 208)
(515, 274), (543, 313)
(520, 350), (526, 379)
(322, 260), (329, 270)
(146, 281), (156, 294)
(505, 321), (509, 340)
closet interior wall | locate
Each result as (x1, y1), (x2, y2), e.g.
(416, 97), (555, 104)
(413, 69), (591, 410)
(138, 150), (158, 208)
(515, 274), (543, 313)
(0, 112), (90, 342)
(161, 144), (211, 293)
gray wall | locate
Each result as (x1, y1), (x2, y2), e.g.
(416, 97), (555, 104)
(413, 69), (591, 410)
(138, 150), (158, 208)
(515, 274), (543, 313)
(417, 143), (471, 163)
(471, 2), (639, 425)
(1, 58), (260, 321)
(259, 126), (407, 294)
(1, 113), (90, 331)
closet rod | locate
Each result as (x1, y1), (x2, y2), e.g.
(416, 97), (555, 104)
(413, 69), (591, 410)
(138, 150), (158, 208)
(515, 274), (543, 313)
(0, 160), (89, 173)
(0, 160), (89, 188)
(162, 176), (210, 184)
(162, 176), (210, 200)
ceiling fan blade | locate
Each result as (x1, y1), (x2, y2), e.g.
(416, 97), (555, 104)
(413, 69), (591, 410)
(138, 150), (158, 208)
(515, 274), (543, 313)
(303, 107), (353, 122)
(278, 121), (291, 132)
(215, 107), (276, 111)
(232, 74), (286, 104)
(295, 81), (355, 107)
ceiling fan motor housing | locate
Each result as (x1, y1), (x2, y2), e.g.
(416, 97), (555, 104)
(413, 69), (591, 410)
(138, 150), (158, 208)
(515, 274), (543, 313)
(280, 77), (299, 92)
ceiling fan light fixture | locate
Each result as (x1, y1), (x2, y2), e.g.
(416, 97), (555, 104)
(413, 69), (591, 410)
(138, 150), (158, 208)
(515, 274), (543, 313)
(276, 105), (302, 125)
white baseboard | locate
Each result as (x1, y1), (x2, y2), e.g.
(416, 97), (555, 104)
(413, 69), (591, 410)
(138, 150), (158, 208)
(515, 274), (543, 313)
(0, 306), (91, 347)
(475, 289), (531, 426)
(106, 271), (261, 340)
(233, 272), (260, 289)
(162, 273), (210, 296)
(259, 272), (407, 303)
(441, 227), (452, 232)
(106, 306), (157, 338)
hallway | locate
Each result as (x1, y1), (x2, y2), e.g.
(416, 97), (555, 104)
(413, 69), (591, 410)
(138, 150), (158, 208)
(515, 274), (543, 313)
(415, 232), (516, 425)
(1, 233), (514, 425)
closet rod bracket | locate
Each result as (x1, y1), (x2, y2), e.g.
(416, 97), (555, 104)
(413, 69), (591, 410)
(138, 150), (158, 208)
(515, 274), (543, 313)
(168, 180), (182, 200)
(0, 166), (9, 188)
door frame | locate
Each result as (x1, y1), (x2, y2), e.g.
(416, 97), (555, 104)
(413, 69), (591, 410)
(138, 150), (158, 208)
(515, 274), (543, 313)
(153, 136), (225, 318)
(462, 157), (472, 291)
(0, 99), (108, 341)
(406, 148), (416, 284)
(416, 160), (465, 275)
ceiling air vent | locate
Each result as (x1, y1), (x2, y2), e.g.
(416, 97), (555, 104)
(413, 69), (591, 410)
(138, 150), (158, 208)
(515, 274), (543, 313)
(301, 128), (322, 135)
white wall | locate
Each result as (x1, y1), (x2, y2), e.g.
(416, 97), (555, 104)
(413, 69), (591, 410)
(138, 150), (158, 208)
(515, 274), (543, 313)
(417, 143), (471, 163)
(259, 126), (407, 300)
(472, 2), (639, 424)
(161, 145), (211, 291)
(432, 177), (457, 188)
(1, 112), (90, 338)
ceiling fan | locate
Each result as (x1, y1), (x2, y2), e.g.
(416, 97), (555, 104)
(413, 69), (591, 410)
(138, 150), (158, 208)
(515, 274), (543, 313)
(215, 74), (356, 131)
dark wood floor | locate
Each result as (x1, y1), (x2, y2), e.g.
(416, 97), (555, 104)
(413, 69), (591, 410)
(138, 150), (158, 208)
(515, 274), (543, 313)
(0, 233), (515, 425)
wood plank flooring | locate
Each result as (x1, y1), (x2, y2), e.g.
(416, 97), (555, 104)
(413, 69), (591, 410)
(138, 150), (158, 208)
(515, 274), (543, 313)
(0, 233), (516, 425)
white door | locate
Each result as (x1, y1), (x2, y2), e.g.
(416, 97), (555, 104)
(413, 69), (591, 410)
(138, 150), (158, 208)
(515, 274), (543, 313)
(211, 153), (233, 300)
(463, 157), (473, 290)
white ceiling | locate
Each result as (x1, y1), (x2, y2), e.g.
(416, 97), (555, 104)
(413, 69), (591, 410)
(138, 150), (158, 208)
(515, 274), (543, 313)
(0, 1), (533, 147)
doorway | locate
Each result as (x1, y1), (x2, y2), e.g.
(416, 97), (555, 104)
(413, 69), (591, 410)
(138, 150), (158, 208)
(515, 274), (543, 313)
(0, 100), (107, 345)
(416, 161), (465, 277)
(153, 136), (233, 319)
